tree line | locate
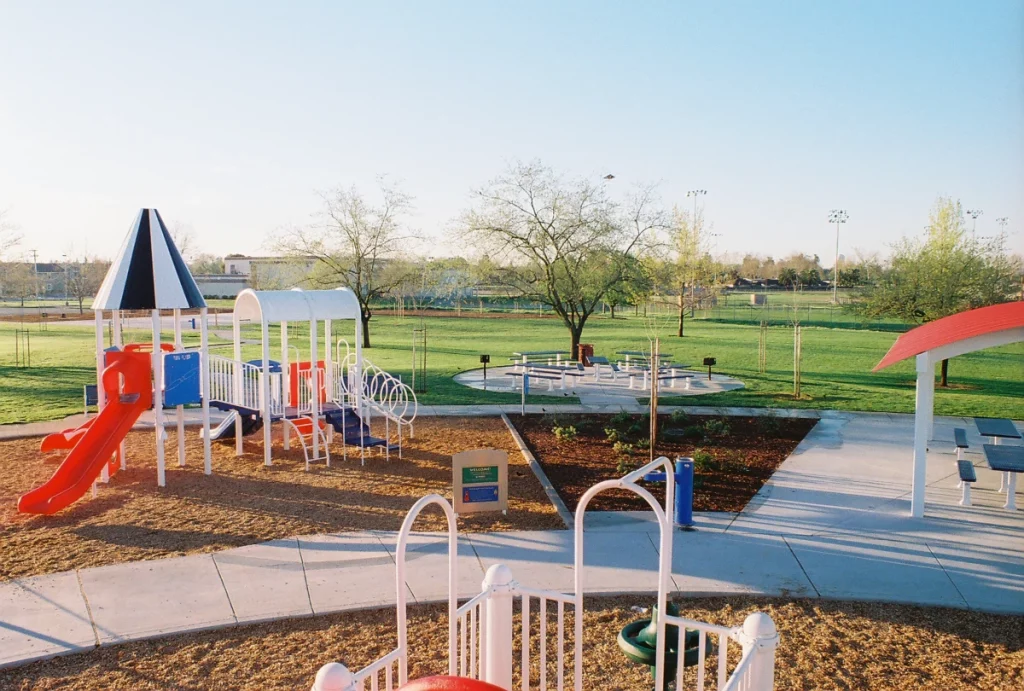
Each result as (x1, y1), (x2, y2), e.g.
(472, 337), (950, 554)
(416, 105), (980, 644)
(268, 163), (1021, 354)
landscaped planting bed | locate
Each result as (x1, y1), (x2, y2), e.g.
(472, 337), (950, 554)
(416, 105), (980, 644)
(1, 595), (1019, 690)
(510, 412), (816, 512)
(0, 416), (563, 580)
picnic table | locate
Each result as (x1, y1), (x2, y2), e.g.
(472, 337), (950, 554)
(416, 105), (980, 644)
(616, 350), (674, 370)
(974, 418), (1022, 494)
(982, 444), (1024, 511)
(511, 350), (569, 366)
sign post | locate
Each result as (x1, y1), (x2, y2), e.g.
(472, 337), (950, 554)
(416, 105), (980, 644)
(453, 449), (508, 515)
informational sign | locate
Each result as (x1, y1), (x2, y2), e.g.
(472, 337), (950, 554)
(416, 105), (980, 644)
(453, 449), (508, 515)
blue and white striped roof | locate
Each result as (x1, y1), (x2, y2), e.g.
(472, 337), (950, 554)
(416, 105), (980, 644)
(93, 209), (206, 310)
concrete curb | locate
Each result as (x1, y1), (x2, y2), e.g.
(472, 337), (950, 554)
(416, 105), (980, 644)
(501, 413), (574, 529)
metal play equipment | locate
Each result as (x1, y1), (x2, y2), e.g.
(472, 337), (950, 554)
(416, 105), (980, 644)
(20, 208), (214, 514)
(209, 288), (417, 467)
(311, 457), (780, 691)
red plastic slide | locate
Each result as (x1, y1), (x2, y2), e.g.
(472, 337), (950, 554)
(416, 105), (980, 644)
(18, 351), (152, 515)
(398, 677), (507, 691)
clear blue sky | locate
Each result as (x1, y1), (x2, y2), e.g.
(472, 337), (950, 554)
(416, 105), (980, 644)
(1, 0), (1021, 263)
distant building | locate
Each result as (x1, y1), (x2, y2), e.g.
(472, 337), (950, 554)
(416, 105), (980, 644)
(193, 254), (319, 298)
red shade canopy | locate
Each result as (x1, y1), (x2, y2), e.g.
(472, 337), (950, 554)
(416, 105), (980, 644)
(873, 301), (1024, 372)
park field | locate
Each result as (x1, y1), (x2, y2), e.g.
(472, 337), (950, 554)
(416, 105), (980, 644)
(0, 312), (1021, 425)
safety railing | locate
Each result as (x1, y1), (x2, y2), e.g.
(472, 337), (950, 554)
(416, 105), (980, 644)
(312, 460), (779, 691)
(208, 354), (265, 412)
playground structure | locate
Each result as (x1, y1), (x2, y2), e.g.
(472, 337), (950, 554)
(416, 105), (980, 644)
(311, 457), (779, 691)
(18, 208), (416, 515)
(211, 288), (418, 468)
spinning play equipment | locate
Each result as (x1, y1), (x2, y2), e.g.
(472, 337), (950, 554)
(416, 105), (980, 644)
(311, 458), (780, 691)
(617, 601), (710, 689)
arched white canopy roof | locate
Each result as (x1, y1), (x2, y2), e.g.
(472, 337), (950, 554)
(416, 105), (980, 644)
(234, 288), (361, 323)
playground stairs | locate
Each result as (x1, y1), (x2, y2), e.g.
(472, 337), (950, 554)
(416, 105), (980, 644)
(323, 406), (396, 452)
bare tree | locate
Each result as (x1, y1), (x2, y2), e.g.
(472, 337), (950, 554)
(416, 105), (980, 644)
(463, 161), (666, 355)
(275, 179), (416, 347)
(66, 258), (110, 314)
(0, 209), (21, 260)
(169, 221), (195, 262)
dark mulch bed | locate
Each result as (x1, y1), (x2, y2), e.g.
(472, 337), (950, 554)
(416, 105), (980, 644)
(509, 412), (816, 513)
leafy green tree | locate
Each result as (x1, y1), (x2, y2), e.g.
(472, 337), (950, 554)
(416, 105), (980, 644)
(463, 161), (666, 355)
(779, 267), (799, 288)
(670, 206), (717, 336)
(860, 197), (1021, 385)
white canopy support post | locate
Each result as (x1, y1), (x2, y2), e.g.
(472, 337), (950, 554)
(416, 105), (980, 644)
(200, 307), (211, 474)
(910, 353), (934, 518)
(261, 319), (272, 467)
(354, 313), (363, 416)
(94, 310), (110, 484)
(113, 309), (125, 470)
(324, 319), (334, 400)
(310, 315), (320, 460)
(153, 309), (166, 487)
(174, 308), (185, 467)
(233, 312), (243, 456)
(281, 320), (290, 450)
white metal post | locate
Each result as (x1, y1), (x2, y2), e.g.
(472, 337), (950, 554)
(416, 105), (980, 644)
(233, 313), (243, 456)
(200, 307), (211, 474)
(152, 309), (166, 487)
(324, 318), (333, 400)
(281, 321), (290, 450)
(113, 310), (125, 470)
(911, 353), (934, 518)
(739, 612), (779, 691)
(94, 310), (109, 485)
(262, 319), (272, 467)
(482, 564), (514, 689)
(174, 308), (185, 467)
(310, 316), (320, 460)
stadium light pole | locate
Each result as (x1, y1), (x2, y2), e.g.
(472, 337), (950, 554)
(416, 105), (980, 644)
(966, 209), (983, 232)
(828, 209), (848, 304)
(686, 190), (707, 316)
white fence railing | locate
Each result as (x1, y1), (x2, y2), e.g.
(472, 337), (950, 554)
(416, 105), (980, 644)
(208, 354), (274, 413)
(312, 458), (779, 691)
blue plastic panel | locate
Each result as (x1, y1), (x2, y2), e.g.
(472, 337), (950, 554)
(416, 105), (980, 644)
(164, 351), (202, 406)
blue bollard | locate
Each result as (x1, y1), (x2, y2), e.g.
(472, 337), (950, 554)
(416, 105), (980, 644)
(644, 458), (695, 529)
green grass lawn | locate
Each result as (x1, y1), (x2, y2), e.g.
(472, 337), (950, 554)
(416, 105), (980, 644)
(1, 313), (1021, 425)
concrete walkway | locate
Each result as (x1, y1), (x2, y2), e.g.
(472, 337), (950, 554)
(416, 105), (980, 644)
(1, 411), (1021, 670)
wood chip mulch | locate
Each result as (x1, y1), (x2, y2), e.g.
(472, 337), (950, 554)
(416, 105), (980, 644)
(1, 596), (1019, 690)
(0, 416), (563, 581)
(510, 413), (816, 513)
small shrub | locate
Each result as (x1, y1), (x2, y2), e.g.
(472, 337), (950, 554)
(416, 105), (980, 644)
(691, 448), (715, 472)
(670, 409), (689, 426)
(552, 425), (578, 442)
(702, 419), (731, 439)
(574, 418), (599, 434)
(636, 438), (651, 450)
(681, 425), (704, 440)
(757, 413), (782, 436)
(627, 422), (644, 437)
(611, 411), (633, 426)
(604, 427), (620, 443)
(616, 457), (635, 475)
(613, 441), (635, 457)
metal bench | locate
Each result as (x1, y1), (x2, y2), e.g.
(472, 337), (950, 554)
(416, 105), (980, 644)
(957, 459), (977, 506)
(506, 370), (562, 391)
(953, 428), (969, 459)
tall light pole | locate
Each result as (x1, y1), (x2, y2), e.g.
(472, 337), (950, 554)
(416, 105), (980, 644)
(828, 209), (848, 303)
(966, 209), (983, 232)
(686, 189), (707, 317)
(62, 253), (69, 306)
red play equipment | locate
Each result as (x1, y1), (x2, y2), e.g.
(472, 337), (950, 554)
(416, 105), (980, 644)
(398, 677), (506, 691)
(18, 350), (153, 515)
